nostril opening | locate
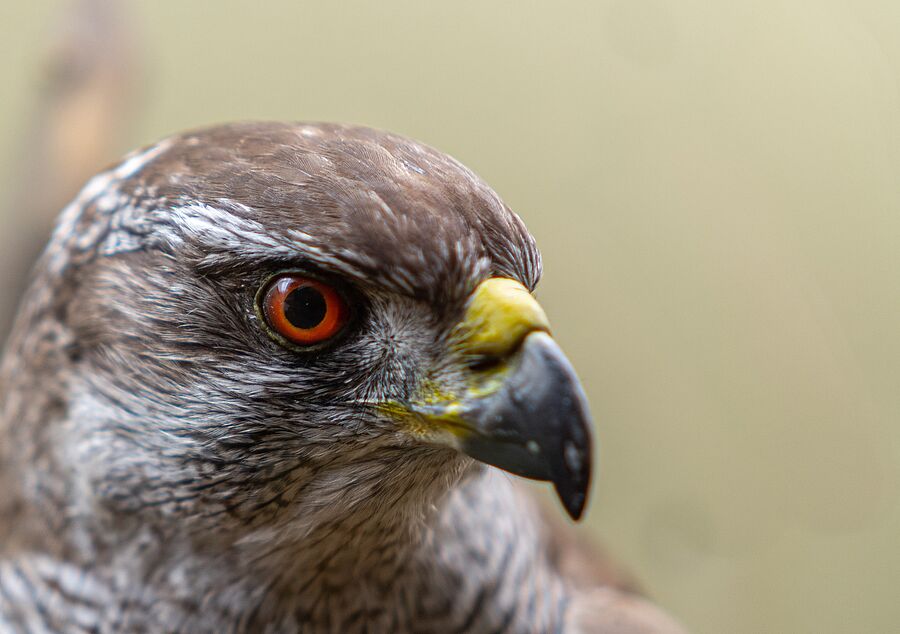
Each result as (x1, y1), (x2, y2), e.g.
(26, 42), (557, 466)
(466, 354), (505, 372)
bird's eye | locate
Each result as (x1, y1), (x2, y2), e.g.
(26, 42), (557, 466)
(260, 274), (349, 347)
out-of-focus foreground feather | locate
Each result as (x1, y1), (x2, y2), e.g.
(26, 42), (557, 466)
(0, 0), (139, 341)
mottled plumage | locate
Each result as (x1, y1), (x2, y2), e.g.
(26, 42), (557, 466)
(0, 122), (682, 632)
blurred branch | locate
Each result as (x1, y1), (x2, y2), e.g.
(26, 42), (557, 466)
(0, 0), (140, 340)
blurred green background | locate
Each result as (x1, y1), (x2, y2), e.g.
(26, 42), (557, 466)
(1, 1), (899, 632)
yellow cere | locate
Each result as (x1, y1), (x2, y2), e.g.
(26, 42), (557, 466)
(377, 277), (551, 440)
(452, 277), (550, 358)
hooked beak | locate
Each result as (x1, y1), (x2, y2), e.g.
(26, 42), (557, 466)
(383, 277), (594, 520)
(454, 330), (591, 520)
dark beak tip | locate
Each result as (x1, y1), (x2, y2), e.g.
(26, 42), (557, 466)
(554, 381), (594, 521)
(560, 489), (587, 521)
(553, 453), (592, 521)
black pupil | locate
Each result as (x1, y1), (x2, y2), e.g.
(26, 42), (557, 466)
(283, 286), (327, 330)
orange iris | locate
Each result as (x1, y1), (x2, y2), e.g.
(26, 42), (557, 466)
(262, 274), (348, 346)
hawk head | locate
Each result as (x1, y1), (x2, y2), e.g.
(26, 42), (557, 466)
(4, 122), (592, 551)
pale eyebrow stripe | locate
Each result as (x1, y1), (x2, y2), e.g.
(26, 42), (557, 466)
(161, 203), (370, 282)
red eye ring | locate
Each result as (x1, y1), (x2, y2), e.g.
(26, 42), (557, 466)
(261, 274), (348, 347)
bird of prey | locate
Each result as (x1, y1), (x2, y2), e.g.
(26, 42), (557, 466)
(0, 122), (683, 633)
